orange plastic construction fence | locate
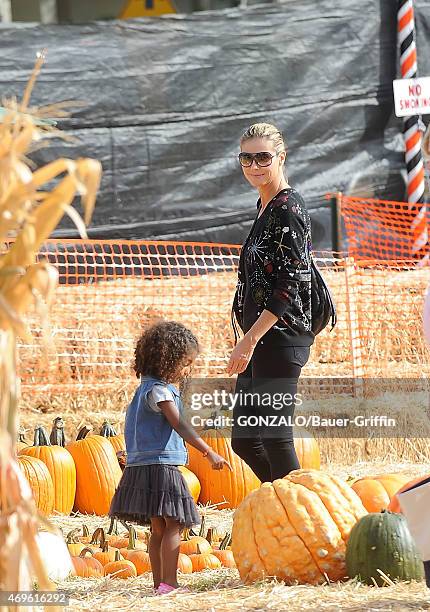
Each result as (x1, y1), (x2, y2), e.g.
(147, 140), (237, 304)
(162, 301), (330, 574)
(12, 239), (430, 398)
(338, 194), (429, 262)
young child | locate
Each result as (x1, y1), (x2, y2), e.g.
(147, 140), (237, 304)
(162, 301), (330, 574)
(109, 320), (232, 595)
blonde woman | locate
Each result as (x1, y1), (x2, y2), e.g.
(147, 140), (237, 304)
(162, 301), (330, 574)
(227, 122), (314, 482)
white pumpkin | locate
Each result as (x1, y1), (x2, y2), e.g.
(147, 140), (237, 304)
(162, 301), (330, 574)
(34, 531), (74, 582)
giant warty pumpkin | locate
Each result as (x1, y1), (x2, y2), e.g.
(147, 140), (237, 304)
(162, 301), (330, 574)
(232, 469), (367, 585)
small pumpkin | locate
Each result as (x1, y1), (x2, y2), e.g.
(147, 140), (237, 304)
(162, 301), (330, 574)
(71, 547), (104, 578)
(93, 541), (124, 567)
(178, 553), (193, 574)
(351, 474), (411, 513)
(346, 510), (425, 586)
(119, 525), (147, 560)
(103, 549), (137, 579)
(17, 454), (54, 516)
(180, 521), (213, 555)
(190, 544), (222, 572)
(20, 425), (76, 515)
(212, 533), (235, 567)
(387, 474), (430, 513)
(127, 549), (151, 575)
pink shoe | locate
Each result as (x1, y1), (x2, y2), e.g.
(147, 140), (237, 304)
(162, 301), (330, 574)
(156, 582), (190, 595)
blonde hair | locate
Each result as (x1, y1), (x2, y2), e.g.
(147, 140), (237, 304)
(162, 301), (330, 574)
(240, 122), (287, 155)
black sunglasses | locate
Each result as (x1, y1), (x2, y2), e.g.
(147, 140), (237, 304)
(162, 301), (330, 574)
(238, 151), (279, 167)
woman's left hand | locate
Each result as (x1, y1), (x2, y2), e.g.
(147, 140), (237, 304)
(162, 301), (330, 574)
(226, 335), (257, 376)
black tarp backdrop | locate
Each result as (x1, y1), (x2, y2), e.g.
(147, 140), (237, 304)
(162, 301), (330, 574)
(1, 0), (430, 250)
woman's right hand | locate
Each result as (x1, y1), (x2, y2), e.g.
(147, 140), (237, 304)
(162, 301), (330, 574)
(206, 450), (233, 471)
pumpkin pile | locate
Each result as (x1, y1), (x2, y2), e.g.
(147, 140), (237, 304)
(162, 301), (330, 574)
(16, 421), (126, 516)
(66, 517), (235, 579)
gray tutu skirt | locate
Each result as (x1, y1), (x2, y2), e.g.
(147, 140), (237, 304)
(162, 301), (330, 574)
(109, 464), (200, 528)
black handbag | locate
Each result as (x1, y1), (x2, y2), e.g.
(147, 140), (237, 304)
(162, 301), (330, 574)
(311, 258), (337, 335)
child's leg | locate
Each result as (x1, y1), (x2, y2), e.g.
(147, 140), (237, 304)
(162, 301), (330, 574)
(161, 517), (182, 588)
(149, 517), (166, 589)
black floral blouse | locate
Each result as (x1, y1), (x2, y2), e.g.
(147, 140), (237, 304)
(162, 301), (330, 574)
(232, 187), (314, 347)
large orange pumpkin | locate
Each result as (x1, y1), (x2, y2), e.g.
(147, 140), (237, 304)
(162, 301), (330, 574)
(66, 427), (122, 515)
(19, 425), (76, 515)
(350, 474), (411, 512)
(387, 473), (430, 513)
(17, 455), (54, 516)
(232, 469), (367, 585)
(186, 430), (260, 508)
(178, 466), (201, 503)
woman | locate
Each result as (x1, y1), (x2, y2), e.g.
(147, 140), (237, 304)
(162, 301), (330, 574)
(227, 122), (314, 482)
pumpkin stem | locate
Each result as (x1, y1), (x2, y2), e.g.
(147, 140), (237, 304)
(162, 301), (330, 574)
(107, 517), (119, 535)
(33, 425), (51, 447)
(50, 416), (66, 446)
(219, 532), (231, 550)
(79, 547), (95, 558)
(82, 524), (90, 538)
(17, 427), (28, 445)
(76, 425), (92, 440)
(100, 421), (118, 437)
(114, 549), (121, 561)
(101, 541), (109, 553)
(198, 515), (206, 538)
(127, 525), (137, 550)
(206, 527), (213, 545)
(66, 528), (81, 544)
(90, 527), (107, 548)
(196, 543), (202, 555)
(182, 528), (190, 541)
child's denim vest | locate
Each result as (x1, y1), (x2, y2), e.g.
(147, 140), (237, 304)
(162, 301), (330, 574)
(124, 376), (188, 466)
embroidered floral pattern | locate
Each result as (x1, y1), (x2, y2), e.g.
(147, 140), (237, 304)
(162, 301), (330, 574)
(233, 189), (313, 339)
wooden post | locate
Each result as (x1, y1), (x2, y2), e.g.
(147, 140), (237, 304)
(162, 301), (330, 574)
(344, 256), (364, 398)
(330, 191), (343, 255)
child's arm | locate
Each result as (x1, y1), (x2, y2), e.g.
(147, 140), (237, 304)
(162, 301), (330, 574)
(158, 400), (233, 471)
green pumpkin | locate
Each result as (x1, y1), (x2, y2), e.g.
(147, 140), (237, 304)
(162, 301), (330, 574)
(346, 510), (424, 586)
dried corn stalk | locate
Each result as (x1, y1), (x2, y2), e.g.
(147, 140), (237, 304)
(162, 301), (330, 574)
(0, 51), (101, 611)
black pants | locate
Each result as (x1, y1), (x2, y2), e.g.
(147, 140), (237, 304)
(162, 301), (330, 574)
(231, 342), (310, 483)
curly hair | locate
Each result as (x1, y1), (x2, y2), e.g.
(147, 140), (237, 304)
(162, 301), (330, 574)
(133, 321), (199, 383)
